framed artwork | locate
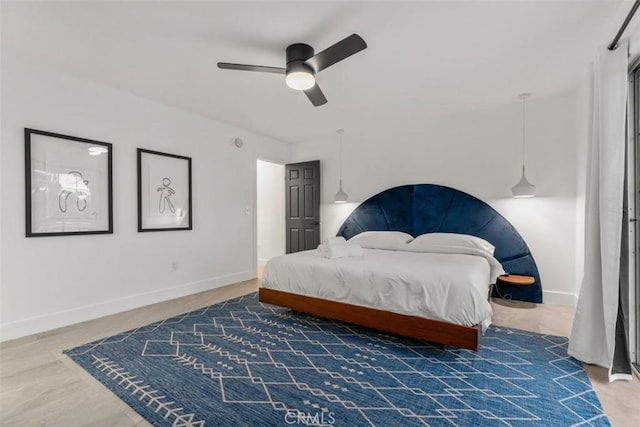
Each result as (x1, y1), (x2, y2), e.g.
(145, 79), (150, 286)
(137, 148), (192, 232)
(25, 128), (113, 237)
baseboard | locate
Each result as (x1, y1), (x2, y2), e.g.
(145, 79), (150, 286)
(257, 258), (270, 267)
(543, 290), (578, 307)
(0, 270), (256, 342)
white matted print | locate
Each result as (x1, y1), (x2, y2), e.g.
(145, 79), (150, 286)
(137, 149), (192, 231)
(25, 128), (113, 236)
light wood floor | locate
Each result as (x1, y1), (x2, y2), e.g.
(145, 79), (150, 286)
(1, 276), (639, 426)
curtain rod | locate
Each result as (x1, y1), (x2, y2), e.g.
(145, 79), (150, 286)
(609, 0), (640, 50)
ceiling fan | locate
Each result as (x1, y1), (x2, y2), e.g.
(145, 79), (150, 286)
(217, 34), (367, 107)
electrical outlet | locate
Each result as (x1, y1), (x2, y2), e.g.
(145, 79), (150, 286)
(171, 261), (177, 272)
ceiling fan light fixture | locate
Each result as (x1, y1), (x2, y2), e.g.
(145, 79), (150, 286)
(218, 34), (367, 106)
(285, 71), (315, 90)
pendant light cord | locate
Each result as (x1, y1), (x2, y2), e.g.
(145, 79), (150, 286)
(512, 92), (535, 197)
(518, 93), (530, 175)
(334, 128), (348, 203)
(521, 95), (526, 174)
(337, 129), (344, 183)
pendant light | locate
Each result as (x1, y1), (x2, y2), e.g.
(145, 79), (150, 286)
(512, 93), (536, 198)
(334, 129), (348, 203)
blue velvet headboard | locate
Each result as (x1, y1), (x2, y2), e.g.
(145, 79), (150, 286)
(337, 184), (542, 303)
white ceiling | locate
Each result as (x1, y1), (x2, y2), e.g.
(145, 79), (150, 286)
(1, 0), (635, 145)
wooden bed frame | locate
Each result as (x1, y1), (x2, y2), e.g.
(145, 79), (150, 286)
(256, 184), (545, 350)
(259, 287), (480, 350)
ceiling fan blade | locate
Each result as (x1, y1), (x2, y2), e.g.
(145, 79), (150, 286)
(217, 62), (285, 74)
(304, 84), (328, 107)
(305, 34), (367, 73)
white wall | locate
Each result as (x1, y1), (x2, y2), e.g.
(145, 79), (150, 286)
(0, 55), (290, 341)
(256, 160), (284, 266)
(290, 91), (579, 306)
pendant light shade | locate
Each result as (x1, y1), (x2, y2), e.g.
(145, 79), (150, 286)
(334, 179), (348, 203)
(512, 166), (536, 198)
(334, 129), (348, 204)
(512, 93), (536, 198)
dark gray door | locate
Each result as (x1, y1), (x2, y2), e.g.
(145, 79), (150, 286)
(285, 160), (320, 253)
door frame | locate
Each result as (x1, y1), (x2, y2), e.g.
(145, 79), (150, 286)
(254, 157), (286, 272)
(255, 159), (286, 267)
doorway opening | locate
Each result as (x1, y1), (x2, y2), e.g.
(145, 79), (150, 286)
(256, 160), (285, 272)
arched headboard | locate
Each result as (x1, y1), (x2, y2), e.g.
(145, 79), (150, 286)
(337, 184), (542, 303)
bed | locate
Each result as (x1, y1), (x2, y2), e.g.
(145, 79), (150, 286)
(259, 184), (542, 350)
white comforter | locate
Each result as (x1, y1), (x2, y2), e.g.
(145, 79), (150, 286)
(262, 248), (500, 332)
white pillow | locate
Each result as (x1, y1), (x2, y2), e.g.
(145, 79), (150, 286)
(347, 231), (414, 250)
(407, 232), (495, 255)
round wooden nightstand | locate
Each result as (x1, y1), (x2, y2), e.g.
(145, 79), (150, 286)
(497, 274), (535, 286)
(493, 274), (535, 300)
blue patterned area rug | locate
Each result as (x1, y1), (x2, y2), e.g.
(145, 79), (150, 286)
(64, 293), (609, 426)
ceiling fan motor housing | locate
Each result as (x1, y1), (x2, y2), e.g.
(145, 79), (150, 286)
(286, 43), (315, 76)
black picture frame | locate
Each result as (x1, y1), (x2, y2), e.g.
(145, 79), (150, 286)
(25, 128), (113, 237)
(137, 148), (192, 232)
